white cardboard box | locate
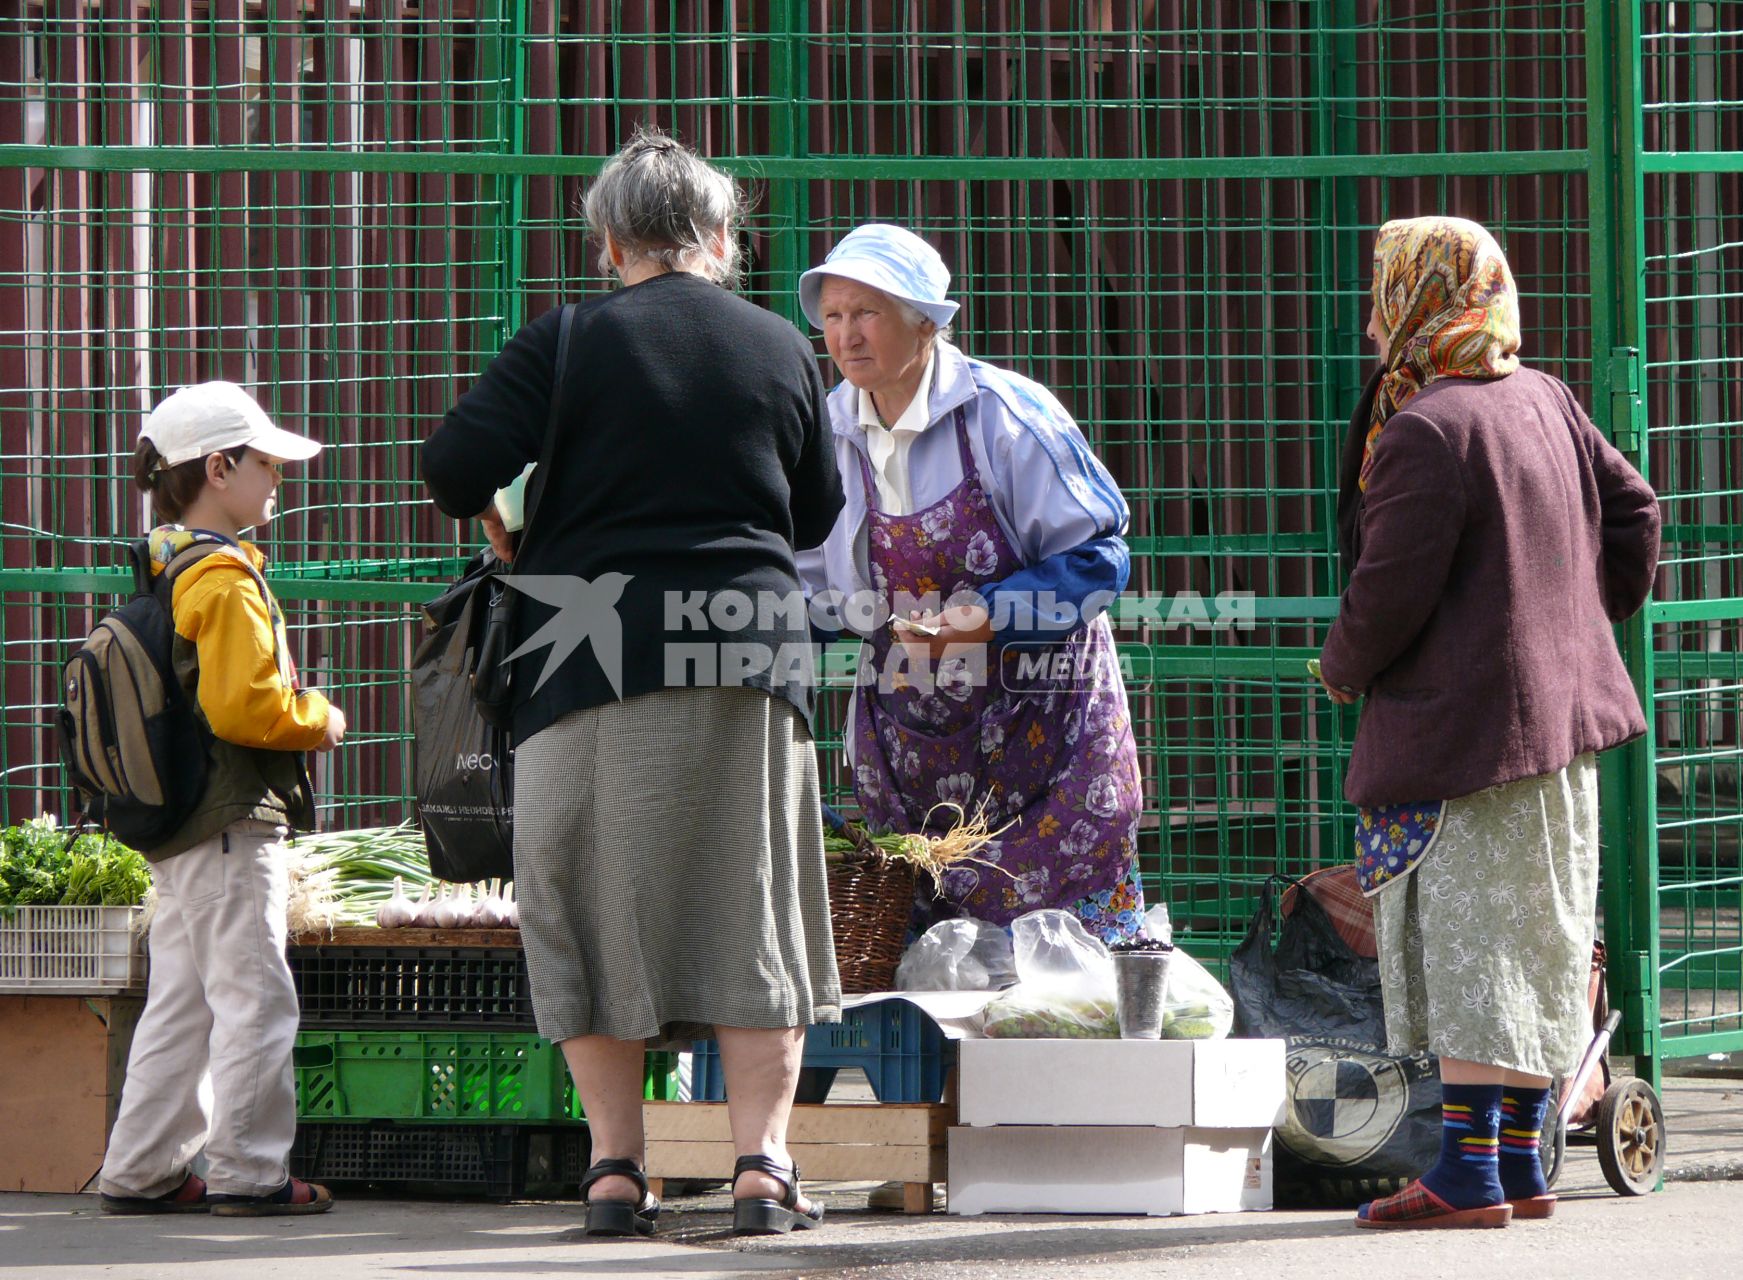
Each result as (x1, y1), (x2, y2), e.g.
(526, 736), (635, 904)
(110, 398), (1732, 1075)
(948, 1124), (1273, 1216)
(957, 1038), (1286, 1129)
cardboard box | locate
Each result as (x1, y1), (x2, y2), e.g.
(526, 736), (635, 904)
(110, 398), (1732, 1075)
(0, 995), (144, 1192)
(957, 1038), (1286, 1129)
(948, 1124), (1272, 1216)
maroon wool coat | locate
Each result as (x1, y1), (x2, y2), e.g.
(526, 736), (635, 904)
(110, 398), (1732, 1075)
(1319, 366), (1661, 808)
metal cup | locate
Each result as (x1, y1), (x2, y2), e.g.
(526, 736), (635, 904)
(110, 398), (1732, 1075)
(1113, 949), (1175, 1039)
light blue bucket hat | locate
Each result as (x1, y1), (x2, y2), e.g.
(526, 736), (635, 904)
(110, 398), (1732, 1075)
(798, 223), (960, 331)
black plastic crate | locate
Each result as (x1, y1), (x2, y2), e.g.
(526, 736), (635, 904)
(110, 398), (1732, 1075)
(289, 945), (536, 1028)
(289, 1121), (589, 1200)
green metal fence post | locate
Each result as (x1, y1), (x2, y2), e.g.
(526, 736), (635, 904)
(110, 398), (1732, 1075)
(1305, 0), (1363, 874)
(503, 0), (529, 337)
(1602, 0), (1662, 1088)
(765, 0), (809, 329)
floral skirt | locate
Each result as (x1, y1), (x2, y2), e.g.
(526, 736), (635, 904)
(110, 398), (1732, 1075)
(1371, 754), (1600, 1077)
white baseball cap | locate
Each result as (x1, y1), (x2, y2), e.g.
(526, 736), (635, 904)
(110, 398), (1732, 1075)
(799, 223), (960, 331)
(141, 381), (322, 469)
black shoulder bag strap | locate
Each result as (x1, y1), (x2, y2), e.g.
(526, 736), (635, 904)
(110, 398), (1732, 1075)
(516, 302), (579, 553)
(471, 303), (578, 728)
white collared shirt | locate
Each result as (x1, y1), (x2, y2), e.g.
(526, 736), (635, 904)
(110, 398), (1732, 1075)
(857, 354), (937, 516)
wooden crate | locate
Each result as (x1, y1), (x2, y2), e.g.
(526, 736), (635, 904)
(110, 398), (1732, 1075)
(290, 927), (523, 948)
(0, 995), (144, 1192)
(644, 1101), (949, 1214)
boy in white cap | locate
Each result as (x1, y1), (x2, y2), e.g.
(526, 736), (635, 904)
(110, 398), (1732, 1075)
(97, 381), (344, 1217)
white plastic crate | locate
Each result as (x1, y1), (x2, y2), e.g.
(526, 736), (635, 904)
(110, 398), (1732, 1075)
(0, 905), (147, 992)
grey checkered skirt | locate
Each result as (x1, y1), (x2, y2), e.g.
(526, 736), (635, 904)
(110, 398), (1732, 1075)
(513, 686), (841, 1047)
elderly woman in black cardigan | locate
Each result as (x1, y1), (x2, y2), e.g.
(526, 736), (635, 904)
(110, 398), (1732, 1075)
(1318, 217), (1660, 1229)
(424, 131), (843, 1239)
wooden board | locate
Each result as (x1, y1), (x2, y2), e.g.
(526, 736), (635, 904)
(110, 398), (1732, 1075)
(644, 1101), (948, 1146)
(288, 926), (524, 948)
(644, 1102), (948, 1186)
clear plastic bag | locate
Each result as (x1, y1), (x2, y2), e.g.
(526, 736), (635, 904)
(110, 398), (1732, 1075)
(1125, 901), (1231, 1039)
(1142, 901), (1173, 946)
(1161, 949), (1236, 1040)
(979, 910), (1119, 1039)
(895, 918), (1017, 992)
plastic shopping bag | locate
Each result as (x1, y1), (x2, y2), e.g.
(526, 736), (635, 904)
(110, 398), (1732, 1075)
(980, 910), (1119, 1038)
(895, 918), (1018, 992)
(412, 552), (514, 883)
(1160, 949), (1236, 1040)
(1229, 878), (1441, 1206)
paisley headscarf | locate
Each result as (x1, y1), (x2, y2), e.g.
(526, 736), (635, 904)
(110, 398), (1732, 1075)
(1359, 216), (1521, 491)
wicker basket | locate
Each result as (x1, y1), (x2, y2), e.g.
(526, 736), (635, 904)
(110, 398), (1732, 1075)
(825, 825), (917, 995)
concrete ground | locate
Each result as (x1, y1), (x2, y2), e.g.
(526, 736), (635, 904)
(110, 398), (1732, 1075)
(4, 1073), (1740, 1280)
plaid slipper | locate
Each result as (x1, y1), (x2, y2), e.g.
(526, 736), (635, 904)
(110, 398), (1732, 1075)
(100, 1173), (208, 1215)
(1356, 1180), (1512, 1229)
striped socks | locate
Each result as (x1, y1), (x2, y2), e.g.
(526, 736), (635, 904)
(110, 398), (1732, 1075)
(1498, 1086), (1553, 1200)
(1417, 1083), (1505, 1209)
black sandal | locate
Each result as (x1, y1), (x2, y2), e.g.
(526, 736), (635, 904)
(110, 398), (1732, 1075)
(207, 1177), (333, 1217)
(580, 1158), (660, 1237)
(732, 1154), (825, 1236)
(100, 1172), (209, 1215)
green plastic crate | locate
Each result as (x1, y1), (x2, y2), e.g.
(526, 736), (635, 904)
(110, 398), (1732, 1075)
(293, 1031), (675, 1124)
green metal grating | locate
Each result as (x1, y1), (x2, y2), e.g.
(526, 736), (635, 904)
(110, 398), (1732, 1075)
(1, 3), (1738, 1075)
(1609, 0), (1743, 1076)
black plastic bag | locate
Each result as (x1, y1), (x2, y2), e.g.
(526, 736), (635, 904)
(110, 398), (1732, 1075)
(1230, 878), (1441, 1206)
(412, 551), (514, 883)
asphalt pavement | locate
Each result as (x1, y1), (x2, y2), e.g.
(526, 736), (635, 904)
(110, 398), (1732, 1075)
(3, 1073), (1738, 1280)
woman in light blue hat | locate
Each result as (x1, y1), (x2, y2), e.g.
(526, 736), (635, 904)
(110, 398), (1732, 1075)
(797, 223), (1146, 947)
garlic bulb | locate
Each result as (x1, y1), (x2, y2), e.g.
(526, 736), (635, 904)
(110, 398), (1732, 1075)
(456, 882), (484, 929)
(409, 883), (440, 929)
(473, 878), (509, 930)
(502, 881), (520, 929)
(375, 876), (415, 929)
(433, 884), (469, 930)
(470, 881), (495, 930)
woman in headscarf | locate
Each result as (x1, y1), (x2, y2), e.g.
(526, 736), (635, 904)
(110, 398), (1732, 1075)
(1318, 217), (1660, 1229)
(796, 224), (1146, 946)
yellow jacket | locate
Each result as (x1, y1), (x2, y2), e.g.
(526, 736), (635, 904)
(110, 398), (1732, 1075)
(150, 527), (330, 750)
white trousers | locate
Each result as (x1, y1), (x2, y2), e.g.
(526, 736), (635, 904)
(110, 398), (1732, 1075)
(98, 821), (299, 1199)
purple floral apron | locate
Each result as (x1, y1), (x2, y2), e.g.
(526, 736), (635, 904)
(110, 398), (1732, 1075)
(850, 408), (1146, 944)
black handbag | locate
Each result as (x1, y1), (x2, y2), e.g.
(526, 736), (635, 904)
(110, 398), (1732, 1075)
(472, 302), (578, 730)
(412, 551), (515, 882)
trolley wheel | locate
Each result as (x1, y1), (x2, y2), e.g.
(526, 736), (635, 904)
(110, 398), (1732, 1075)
(1595, 1077), (1665, 1196)
(1542, 1086), (1568, 1190)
